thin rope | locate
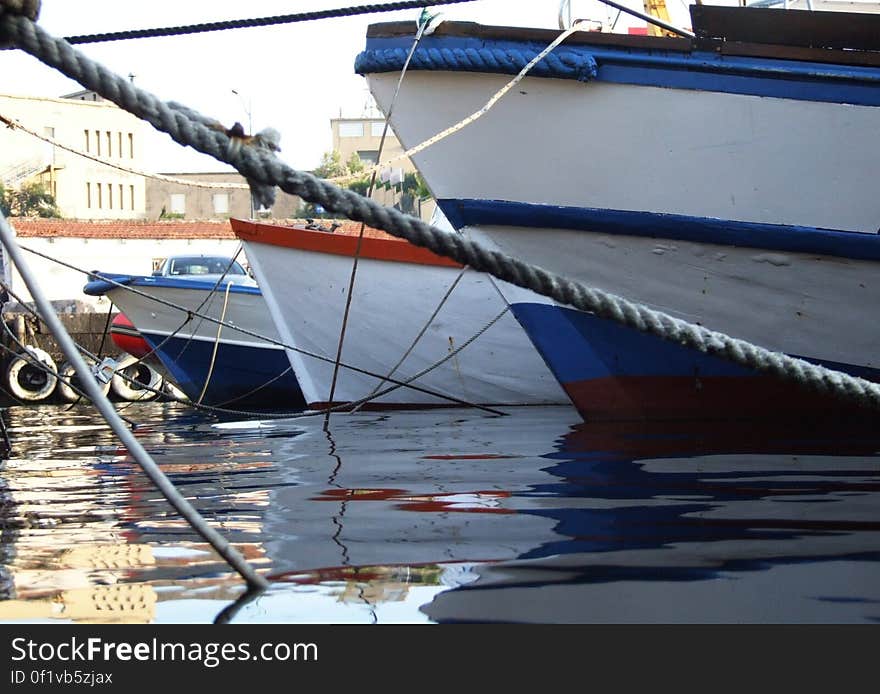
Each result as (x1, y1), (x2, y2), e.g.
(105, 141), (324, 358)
(324, 16), (431, 427)
(60, 1), (478, 45)
(351, 265), (468, 413)
(196, 280), (232, 404)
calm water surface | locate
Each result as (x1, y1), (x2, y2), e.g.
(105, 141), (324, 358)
(0, 402), (878, 623)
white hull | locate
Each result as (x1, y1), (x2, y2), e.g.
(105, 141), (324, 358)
(104, 282), (283, 354)
(367, 72), (880, 234)
(233, 222), (568, 408)
(359, 18), (880, 377)
(469, 226), (880, 370)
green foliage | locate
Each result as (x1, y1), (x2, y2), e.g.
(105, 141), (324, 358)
(312, 150), (348, 180)
(403, 172), (430, 199)
(346, 152), (365, 174)
(308, 150), (433, 217)
(2, 182), (61, 218)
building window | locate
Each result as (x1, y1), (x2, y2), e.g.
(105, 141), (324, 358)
(357, 150), (379, 165)
(84, 130), (90, 152)
(129, 185), (135, 210)
(128, 133), (134, 158)
(118, 184), (123, 210)
(338, 121), (364, 137)
(86, 182), (91, 208)
(106, 131), (112, 157)
(97, 183), (103, 208)
(370, 121), (387, 137)
(118, 132), (123, 158)
(212, 193), (229, 214)
(95, 130), (101, 156)
(170, 193), (185, 215)
(107, 183), (113, 209)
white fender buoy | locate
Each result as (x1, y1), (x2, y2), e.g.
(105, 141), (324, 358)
(5, 346), (58, 402)
(162, 380), (189, 402)
(56, 361), (80, 402)
(110, 354), (163, 402)
(56, 361), (112, 402)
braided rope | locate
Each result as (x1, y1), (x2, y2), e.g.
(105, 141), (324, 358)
(355, 46), (598, 82)
(60, 1), (476, 45)
(2, 14), (879, 410)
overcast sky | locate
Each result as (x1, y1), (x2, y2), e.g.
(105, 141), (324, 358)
(1, 0), (696, 173)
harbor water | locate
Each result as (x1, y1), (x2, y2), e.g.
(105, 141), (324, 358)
(0, 402), (878, 624)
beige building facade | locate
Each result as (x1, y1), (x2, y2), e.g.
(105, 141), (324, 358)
(330, 117), (435, 221)
(0, 91), (147, 220)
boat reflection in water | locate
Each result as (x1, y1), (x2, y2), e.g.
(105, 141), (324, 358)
(1, 404), (878, 623)
(423, 415), (880, 623)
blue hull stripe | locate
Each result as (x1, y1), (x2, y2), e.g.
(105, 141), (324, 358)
(510, 302), (879, 384)
(438, 199), (880, 262)
(359, 35), (880, 106)
(84, 273), (262, 297)
(141, 333), (303, 409)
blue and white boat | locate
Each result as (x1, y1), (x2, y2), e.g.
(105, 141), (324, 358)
(357, 5), (880, 420)
(84, 257), (304, 410)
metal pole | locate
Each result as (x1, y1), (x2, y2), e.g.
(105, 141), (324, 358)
(0, 210), (268, 590)
(595, 0), (695, 38)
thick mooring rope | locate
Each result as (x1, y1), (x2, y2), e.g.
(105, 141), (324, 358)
(1, 11), (879, 410)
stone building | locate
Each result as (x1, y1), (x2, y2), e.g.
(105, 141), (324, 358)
(144, 171), (302, 221)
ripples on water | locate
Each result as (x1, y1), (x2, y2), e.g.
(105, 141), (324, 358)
(0, 403), (878, 623)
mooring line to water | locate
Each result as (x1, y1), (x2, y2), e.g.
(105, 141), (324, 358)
(350, 266), (468, 414)
(196, 281), (233, 405)
(324, 14), (433, 428)
(0, 210), (268, 590)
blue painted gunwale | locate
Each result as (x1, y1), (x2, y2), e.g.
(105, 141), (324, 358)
(438, 199), (880, 262)
(357, 33), (880, 106)
(83, 272), (262, 297)
(511, 302), (880, 384)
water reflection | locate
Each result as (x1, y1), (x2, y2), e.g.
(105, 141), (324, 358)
(0, 404), (878, 623)
(425, 416), (880, 623)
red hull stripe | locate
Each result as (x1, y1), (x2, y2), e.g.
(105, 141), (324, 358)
(230, 219), (462, 268)
(563, 374), (871, 421)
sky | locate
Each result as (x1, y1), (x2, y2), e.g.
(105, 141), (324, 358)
(0, 0), (696, 173)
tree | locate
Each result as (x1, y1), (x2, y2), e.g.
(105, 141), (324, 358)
(313, 150), (349, 180)
(2, 182), (61, 218)
(0, 183), (10, 217)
